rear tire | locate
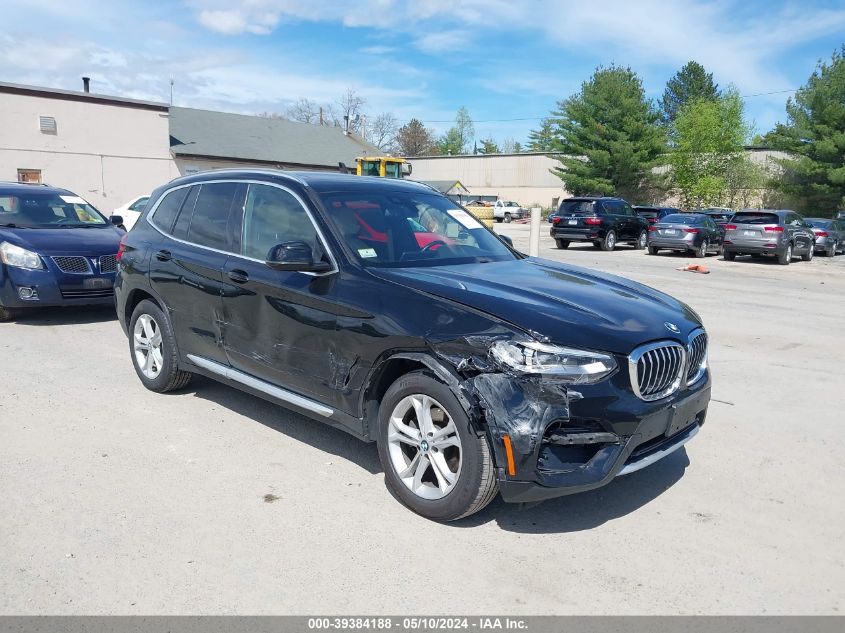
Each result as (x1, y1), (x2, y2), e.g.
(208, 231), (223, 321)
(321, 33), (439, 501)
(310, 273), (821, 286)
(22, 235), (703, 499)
(129, 299), (193, 393)
(377, 371), (497, 522)
(0, 305), (19, 322)
(828, 242), (837, 257)
(648, 245), (659, 255)
(802, 245), (814, 262)
(633, 230), (648, 250)
(724, 251), (736, 261)
(555, 239), (570, 249)
(778, 243), (793, 265)
(600, 230), (617, 252)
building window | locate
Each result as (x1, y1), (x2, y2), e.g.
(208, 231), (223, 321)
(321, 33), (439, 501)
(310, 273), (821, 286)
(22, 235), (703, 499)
(17, 169), (42, 184)
(38, 116), (57, 134)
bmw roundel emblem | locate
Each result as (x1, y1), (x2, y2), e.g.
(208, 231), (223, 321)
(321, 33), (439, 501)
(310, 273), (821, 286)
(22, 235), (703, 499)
(664, 322), (681, 334)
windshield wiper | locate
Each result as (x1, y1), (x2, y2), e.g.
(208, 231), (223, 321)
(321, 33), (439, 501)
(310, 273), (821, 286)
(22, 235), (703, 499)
(0, 223), (27, 228)
(54, 223), (102, 228)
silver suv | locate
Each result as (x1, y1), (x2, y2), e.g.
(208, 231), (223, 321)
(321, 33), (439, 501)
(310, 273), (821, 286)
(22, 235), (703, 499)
(723, 210), (816, 265)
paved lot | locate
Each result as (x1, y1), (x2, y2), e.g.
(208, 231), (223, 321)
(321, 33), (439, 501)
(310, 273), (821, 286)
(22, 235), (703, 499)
(1, 223), (843, 615)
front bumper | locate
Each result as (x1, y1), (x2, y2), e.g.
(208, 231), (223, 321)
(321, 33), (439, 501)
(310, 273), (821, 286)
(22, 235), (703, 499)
(472, 365), (711, 504)
(0, 261), (116, 308)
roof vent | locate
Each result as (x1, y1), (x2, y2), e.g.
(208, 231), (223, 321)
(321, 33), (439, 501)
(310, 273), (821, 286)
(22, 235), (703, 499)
(39, 116), (57, 135)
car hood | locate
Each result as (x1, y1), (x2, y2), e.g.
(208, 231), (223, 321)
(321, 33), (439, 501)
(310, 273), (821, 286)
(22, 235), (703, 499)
(0, 226), (123, 256)
(369, 258), (703, 355)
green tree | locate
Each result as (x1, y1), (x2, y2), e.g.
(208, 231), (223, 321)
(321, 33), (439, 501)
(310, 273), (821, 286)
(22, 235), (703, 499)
(551, 65), (666, 200)
(527, 118), (555, 151)
(395, 118), (437, 156)
(669, 89), (750, 208)
(480, 137), (499, 154)
(438, 107), (474, 154)
(768, 46), (845, 215)
(661, 61), (720, 126)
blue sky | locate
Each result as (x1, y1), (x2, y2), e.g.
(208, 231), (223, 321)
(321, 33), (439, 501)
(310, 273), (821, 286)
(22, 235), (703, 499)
(3, 0), (845, 147)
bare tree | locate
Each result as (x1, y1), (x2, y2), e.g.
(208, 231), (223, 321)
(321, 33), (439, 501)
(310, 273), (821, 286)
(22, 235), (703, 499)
(367, 112), (399, 151)
(337, 88), (366, 134)
(285, 98), (321, 124)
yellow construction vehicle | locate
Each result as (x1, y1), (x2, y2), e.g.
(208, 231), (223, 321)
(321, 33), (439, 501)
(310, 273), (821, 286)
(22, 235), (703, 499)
(355, 156), (412, 178)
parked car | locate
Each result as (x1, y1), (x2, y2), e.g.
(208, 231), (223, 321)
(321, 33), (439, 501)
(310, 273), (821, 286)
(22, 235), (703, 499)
(806, 218), (845, 257)
(634, 206), (682, 225)
(550, 197), (649, 251)
(723, 209), (816, 265)
(647, 213), (724, 258)
(698, 208), (735, 226)
(115, 170), (710, 521)
(110, 194), (150, 230)
(836, 211), (845, 220)
(493, 200), (525, 223)
(0, 182), (125, 321)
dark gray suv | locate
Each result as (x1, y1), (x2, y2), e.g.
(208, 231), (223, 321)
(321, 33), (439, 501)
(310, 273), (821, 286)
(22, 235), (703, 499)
(723, 210), (816, 265)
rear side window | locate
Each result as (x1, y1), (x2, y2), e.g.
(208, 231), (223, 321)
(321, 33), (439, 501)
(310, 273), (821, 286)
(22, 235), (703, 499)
(731, 212), (779, 225)
(186, 182), (239, 250)
(559, 200), (595, 215)
(151, 188), (190, 233)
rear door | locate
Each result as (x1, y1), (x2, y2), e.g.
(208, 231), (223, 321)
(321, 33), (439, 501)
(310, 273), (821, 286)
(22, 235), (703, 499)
(148, 182), (243, 365)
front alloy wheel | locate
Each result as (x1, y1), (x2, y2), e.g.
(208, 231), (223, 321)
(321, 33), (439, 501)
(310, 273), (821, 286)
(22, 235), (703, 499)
(387, 394), (462, 500)
(378, 371), (497, 521)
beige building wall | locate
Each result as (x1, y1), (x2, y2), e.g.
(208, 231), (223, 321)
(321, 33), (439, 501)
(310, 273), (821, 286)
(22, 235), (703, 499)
(410, 153), (570, 209)
(0, 91), (177, 213)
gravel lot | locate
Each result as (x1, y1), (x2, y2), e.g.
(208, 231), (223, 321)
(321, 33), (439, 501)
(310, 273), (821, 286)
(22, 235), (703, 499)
(1, 223), (843, 615)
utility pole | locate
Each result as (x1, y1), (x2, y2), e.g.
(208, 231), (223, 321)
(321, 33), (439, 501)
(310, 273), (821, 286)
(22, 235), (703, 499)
(169, 78), (174, 106)
(319, 106), (323, 126)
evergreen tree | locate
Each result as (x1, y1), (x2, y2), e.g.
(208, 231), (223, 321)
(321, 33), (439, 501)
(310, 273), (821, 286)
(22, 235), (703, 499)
(552, 65), (666, 200)
(527, 118), (556, 152)
(768, 46), (845, 215)
(661, 61), (720, 126)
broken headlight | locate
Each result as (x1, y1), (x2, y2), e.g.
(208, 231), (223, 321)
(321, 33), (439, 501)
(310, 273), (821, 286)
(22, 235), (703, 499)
(490, 340), (617, 384)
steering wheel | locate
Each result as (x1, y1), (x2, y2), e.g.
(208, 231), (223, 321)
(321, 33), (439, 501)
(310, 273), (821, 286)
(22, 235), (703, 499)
(420, 239), (448, 253)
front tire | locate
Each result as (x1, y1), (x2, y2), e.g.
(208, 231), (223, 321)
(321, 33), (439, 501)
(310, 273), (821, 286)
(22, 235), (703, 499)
(634, 230), (648, 250)
(503, 213), (512, 223)
(0, 305), (19, 322)
(695, 240), (708, 258)
(555, 239), (570, 249)
(648, 245), (659, 255)
(778, 243), (793, 265)
(828, 242), (837, 257)
(802, 245), (814, 261)
(600, 230), (617, 252)
(377, 371), (497, 521)
(129, 299), (192, 392)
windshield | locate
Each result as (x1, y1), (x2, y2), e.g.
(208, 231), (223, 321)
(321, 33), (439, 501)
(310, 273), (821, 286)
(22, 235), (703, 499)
(0, 192), (108, 228)
(320, 191), (517, 267)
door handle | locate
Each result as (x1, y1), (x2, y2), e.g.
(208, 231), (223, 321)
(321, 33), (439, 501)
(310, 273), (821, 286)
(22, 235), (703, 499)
(155, 249), (171, 261)
(227, 269), (249, 283)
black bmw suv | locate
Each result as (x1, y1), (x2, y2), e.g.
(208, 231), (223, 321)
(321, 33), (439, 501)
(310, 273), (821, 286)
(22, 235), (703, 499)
(115, 171), (710, 521)
(550, 196), (650, 251)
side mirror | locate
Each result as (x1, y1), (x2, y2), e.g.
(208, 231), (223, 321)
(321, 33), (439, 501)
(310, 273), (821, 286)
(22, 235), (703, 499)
(110, 215), (124, 226)
(266, 241), (332, 273)
(498, 234), (514, 247)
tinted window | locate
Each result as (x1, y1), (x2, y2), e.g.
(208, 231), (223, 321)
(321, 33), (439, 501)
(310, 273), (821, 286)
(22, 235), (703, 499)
(152, 188), (190, 234)
(619, 202), (635, 216)
(662, 214), (694, 224)
(807, 220), (831, 229)
(241, 184), (319, 260)
(171, 185), (200, 240)
(559, 200), (596, 215)
(731, 212), (780, 225)
(186, 183), (238, 250)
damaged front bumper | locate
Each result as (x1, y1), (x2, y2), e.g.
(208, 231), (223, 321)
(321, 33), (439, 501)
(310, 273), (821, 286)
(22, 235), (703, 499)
(464, 363), (711, 504)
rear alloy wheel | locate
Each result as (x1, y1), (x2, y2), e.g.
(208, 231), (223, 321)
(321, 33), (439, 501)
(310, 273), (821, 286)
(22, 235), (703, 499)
(600, 230), (617, 252)
(129, 299), (192, 392)
(695, 240), (708, 258)
(503, 213), (512, 224)
(778, 243), (793, 265)
(634, 230), (648, 250)
(555, 239), (570, 249)
(802, 244), (814, 262)
(647, 245), (659, 255)
(378, 371), (497, 521)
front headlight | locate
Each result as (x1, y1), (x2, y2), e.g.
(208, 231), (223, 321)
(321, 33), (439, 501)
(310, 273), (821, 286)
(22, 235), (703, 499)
(0, 242), (45, 270)
(490, 340), (617, 384)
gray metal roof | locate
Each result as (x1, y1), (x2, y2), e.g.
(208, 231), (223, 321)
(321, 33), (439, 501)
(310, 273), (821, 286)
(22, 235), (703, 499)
(169, 107), (381, 168)
(418, 180), (471, 195)
(0, 81), (168, 111)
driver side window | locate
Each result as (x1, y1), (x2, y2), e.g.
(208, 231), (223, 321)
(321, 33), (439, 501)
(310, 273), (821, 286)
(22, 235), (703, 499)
(241, 184), (318, 260)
